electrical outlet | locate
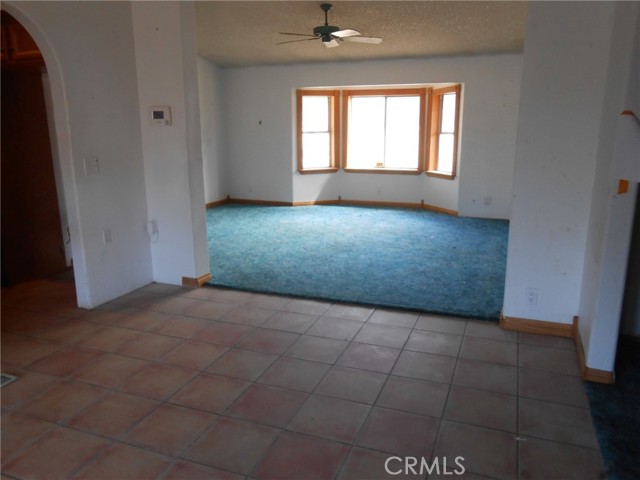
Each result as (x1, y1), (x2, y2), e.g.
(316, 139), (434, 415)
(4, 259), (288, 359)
(526, 287), (538, 305)
(102, 229), (112, 246)
(484, 195), (492, 206)
(83, 156), (99, 175)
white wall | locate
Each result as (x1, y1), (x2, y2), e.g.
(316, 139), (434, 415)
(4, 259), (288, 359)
(504, 2), (616, 325)
(504, 1), (639, 372)
(198, 56), (226, 204)
(132, 1), (210, 285)
(221, 66), (295, 203)
(579, 2), (640, 371)
(5, 1), (153, 307)
(621, 24), (640, 335)
(220, 54), (522, 218)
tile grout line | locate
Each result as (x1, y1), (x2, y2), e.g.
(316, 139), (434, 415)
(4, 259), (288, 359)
(278, 304), (375, 479)
(429, 315), (469, 474)
(332, 310), (420, 480)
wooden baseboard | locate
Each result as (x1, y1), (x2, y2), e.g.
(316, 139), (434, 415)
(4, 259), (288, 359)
(212, 197), (458, 216)
(421, 203), (459, 216)
(500, 314), (615, 384)
(182, 272), (212, 288)
(500, 314), (574, 338)
(205, 197), (230, 208)
(292, 199), (341, 206)
(574, 322), (616, 384)
(226, 198), (293, 207)
(336, 198), (458, 215)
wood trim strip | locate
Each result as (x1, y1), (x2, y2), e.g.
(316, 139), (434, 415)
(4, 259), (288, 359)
(421, 203), (458, 216)
(426, 170), (456, 180)
(182, 272), (212, 288)
(621, 109), (640, 124)
(342, 87), (424, 97)
(225, 198), (293, 206)
(618, 179), (629, 195)
(212, 197), (458, 216)
(292, 199), (339, 206)
(500, 314), (574, 338)
(500, 314), (615, 384)
(337, 199), (424, 210)
(297, 168), (339, 175)
(205, 197), (230, 208)
(335, 198), (457, 215)
(574, 321), (616, 384)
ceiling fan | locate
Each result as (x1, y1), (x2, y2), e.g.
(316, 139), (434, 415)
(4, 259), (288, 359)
(277, 3), (383, 48)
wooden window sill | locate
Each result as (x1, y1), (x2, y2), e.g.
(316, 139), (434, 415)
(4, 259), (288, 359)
(426, 170), (456, 180)
(297, 168), (339, 175)
(344, 168), (422, 175)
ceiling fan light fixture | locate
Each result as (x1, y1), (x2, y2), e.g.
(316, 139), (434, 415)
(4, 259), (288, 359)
(323, 38), (340, 48)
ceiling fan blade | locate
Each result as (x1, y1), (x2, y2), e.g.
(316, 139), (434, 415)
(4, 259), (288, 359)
(332, 29), (360, 38)
(279, 32), (318, 37)
(276, 37), (319, 46)
(341, 36), (383, 44)
(323, 39), (340, 48)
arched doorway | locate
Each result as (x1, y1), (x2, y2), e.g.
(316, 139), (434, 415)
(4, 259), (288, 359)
(1, 10), (70, 286)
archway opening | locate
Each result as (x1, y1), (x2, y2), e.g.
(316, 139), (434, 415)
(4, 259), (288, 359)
(1, 10), (71, 288)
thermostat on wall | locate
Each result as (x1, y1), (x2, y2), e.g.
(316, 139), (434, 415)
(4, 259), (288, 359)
(149, 106), (171, 126)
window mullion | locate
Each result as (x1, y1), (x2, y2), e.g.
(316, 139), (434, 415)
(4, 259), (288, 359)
(381, 96), (388, 168)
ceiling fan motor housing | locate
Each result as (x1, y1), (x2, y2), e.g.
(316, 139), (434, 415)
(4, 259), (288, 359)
(316, 3), (338, 42)
(313, 25), (340, 38)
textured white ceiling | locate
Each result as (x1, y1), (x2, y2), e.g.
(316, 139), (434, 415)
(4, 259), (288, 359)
(196, 1), (528, 67)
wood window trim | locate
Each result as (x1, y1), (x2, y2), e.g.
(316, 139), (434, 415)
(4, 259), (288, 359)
(427, 84), (461, 180)
(341, 87), (428, 174)
(296, 89), (340, 174)
(296, 84), (462, 178)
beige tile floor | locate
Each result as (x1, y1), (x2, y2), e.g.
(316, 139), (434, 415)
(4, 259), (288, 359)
(1, 275), (606, 479)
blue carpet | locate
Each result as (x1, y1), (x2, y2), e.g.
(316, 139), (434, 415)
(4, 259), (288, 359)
(206, 204), (509, 320)
(585, 336), (640, 480)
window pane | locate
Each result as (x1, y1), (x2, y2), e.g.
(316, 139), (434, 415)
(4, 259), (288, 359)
(384, 96), (420, 169)
(347, 97), (385, 168)
(302, 96), (329, 132)
(437, 133), (454, 173)
(302, 132), (331, 169)
(440, 93), (457, 133)
(440, 93), (456, 133)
